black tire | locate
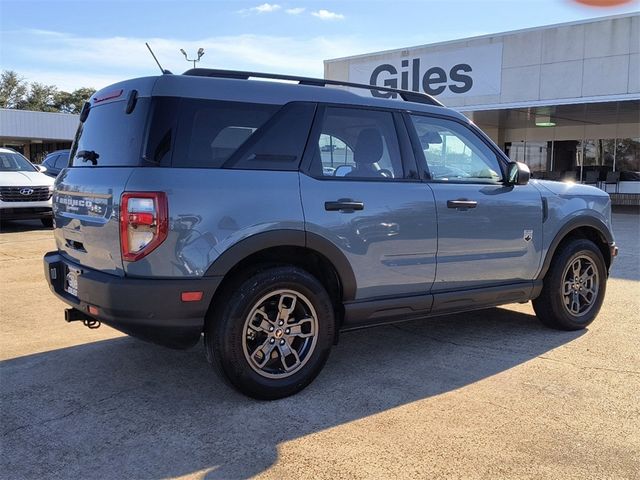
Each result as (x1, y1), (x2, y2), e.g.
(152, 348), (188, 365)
(533, 238), (607, 330)
(41, 217), (53, 228)
(205, 266), (335, 400)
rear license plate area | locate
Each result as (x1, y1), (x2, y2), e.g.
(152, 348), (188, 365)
(64, 265), (81, 298)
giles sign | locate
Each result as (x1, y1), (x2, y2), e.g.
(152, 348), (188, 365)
(348, 43), (503, 99)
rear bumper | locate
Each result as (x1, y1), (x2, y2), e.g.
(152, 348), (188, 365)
(43, 251), (222, 348)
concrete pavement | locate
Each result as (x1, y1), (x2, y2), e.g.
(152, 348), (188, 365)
(1, 212), (638, 479)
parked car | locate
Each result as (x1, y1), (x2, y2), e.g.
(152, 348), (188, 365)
(41, 149), (70, 178)
(0, 148), (54, 226)
(43, 70), (617, 399)
(320, 144), (337, 152)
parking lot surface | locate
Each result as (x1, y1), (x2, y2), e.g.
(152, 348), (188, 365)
(1, 211), (639, 480)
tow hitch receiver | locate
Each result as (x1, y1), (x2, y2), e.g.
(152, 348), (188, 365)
(64, 308), (101, 329)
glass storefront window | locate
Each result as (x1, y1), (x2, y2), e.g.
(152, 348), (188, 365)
(504, 141), (551, 177)
(601, 139), (615, 169)
(616, 138), (640, 173)
(505, 137), (639, 182)
(506, 141), (525, 163)
(524, 141), (551, 174)
(583, 139), (598, 167)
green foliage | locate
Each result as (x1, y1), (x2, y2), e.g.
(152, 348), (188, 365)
(54, 87), (96, 114)
(19, 82), (59, 112)
(0, 71), (28, 109)
(0, 70), (95, 114)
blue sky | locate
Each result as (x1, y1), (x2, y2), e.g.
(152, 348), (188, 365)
(1, 0), (638, 91)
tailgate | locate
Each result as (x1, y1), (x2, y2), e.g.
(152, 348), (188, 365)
(51, 78), (156, 276)
(53, 168), (135, 276)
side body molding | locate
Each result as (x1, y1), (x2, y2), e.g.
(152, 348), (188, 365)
(203, 229), (358, 301)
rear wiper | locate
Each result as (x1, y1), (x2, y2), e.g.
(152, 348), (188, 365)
(77, 150), (100, 165)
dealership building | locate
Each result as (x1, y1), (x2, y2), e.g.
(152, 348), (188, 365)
(0, 109), (76, 163)
(325, 13), (640, 202)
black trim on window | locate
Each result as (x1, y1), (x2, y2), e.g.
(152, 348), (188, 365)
(393, 112), (421, 181)
(300, 104), (327, 175)
(401, 113), (431, 180)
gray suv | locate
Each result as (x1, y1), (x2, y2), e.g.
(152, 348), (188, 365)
(44, 69), (617, 399)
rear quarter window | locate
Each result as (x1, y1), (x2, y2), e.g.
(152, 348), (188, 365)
(147, 98), (315, 170)
(151, 99), (276, 168)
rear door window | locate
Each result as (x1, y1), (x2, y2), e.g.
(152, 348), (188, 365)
(306, 106), (405, 180)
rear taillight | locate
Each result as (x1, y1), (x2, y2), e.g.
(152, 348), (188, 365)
(120, 192), (168, 262)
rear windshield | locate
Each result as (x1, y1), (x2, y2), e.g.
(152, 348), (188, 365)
(70, 98), (150, 167)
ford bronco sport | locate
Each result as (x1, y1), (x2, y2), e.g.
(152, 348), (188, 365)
(44, 69), (617, 399)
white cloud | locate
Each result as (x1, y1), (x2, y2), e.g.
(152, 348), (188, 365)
(254, 3), (281, 12)
(10, 68), (125, 92)
(238, 3), (281, 14)
(311, 9), (344, 21)
(285, 7), (305, 15)
(2, 29), (380, 90)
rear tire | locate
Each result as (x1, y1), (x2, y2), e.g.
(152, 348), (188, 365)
(205, 266), (335, 400)
(533, 238), (606, 330)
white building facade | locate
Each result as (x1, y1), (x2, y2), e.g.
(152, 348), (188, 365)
(0, 109), (78, 163)
(325, 13), (640, 200)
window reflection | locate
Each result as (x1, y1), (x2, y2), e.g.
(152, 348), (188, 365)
(616, 138), (640, 178)
(505, 137), (640, 183)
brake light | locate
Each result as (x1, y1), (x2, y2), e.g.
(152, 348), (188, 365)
(120, 192), (168, 262)
(93, 89), (123, 103)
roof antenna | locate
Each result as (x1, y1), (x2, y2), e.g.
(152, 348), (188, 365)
(145, 42), (172, 74)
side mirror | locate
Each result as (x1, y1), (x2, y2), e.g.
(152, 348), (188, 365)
(334, 165), (354, 177)
(37, 165), (47, 173)
(507, 161), (530, 185)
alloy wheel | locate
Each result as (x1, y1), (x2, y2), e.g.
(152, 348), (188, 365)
(242, 289), (319, 379)
(561, 254), (600, 317)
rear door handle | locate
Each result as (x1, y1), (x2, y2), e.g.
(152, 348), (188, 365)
(324, 199), (364, 212)
(447, 199), (478, 209)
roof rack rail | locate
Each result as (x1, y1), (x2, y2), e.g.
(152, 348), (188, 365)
(182, 68), (444, 107)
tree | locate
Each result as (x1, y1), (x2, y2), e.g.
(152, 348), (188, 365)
(18, 82), (59, 112)
(0, 71), (28, 109)
(0, 70), (95, 114)
(55, 87), (95, 114)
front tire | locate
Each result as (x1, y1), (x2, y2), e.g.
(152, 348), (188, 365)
(41, 217), (53, 228)
(205, 266), (335, 400)
(533, 238), (607, 330)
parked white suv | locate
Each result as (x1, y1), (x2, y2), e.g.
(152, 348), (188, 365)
(0, 148), (55, 227)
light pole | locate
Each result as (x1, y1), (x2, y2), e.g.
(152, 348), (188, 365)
(180, 48), (205, 69)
